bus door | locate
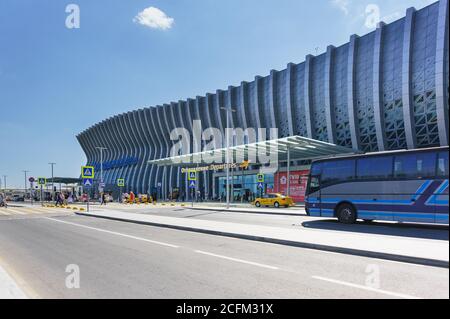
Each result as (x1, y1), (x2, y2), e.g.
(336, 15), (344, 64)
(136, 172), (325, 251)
(433, 180), (449, 223)
(435, 152), (449, 224)
(307, 174), (322, 217)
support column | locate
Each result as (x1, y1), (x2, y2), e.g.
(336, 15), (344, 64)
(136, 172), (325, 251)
(436, 0), (449, 146)
(253, 77), (263, 132)
(285, 63), (295, 136)
(286, 146), (291, 197)
(402, 7), (417, 149)
(373, 22), (387, 151)
(325, 45), (336, 144)
(268, 70), (277, 129)
(304, 55), (314, 139)
(238, 83), (249, 131)
(347, 34), (360, 151)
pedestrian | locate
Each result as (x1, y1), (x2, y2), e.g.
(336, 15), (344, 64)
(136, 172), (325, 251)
(55, 192), (60, 206)
(0, 192), (7, 208)
(60, 192), (66, 206)
(101, 192), (107, 205)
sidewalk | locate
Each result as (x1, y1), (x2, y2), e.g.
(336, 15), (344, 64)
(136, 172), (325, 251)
(77, 209), (449, 268)
(114, 201), (306, 216)
(182, 202), (306, 216)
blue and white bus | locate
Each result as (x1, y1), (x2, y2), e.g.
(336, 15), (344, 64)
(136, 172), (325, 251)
(305, 147), (449, 224)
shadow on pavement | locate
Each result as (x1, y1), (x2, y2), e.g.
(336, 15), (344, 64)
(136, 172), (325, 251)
(301, 219), (449, 241)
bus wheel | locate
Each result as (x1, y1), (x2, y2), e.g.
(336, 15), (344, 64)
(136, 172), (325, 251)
(255, 201), (261, 208)
(337, 204), (357, 224)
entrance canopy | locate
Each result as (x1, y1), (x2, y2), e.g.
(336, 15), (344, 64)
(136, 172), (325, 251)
(149, 135), (355, 168)
(46, 177), (82, 184)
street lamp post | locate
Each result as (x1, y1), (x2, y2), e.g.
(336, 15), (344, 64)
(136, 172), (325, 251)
(2, 175), (7, 192)
(220, 106), (236, 210)
(49, 162), (56, 201)
(95, 147), (107, 190)
(22, 170), (29, 201)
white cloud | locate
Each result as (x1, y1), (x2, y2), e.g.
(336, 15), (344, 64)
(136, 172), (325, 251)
(382, 11), (403, 24)
(133, 7), (174, 30)
(331, 0), (351, 15)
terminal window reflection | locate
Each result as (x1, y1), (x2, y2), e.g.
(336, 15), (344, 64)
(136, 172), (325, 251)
(217, 174), (275, 202)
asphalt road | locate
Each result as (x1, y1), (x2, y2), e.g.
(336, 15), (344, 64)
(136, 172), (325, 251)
(95, 204), (449, 241)
(0, 212), (448, 299)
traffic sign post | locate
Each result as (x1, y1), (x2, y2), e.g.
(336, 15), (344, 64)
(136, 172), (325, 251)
(82, 166), (95, 179)
(37, 178), (46, 206)
(83, 177), (93, 212)
(257, 174), (265, 197)
(83, 178), (93, 187)
(188, 170), (197, 181)
(257, 174), (264, 183)
(37, 177), (46, 186)
(188, 170), (197, 208)
(117, 179), (125, 203)
(189, 180), (197, 208)
(29, 182), (34, 206)
(28, 177), (35, 206)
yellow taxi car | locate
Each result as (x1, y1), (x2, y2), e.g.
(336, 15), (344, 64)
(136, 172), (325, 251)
(253, 193), (295, 208)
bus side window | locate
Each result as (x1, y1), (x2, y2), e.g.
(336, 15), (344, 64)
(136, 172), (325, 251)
(437, 152), (449, 177)
(322, 160), (355, 186)
(417, 153), (436, 178)
(393, 153), (435, 179)
(358, 156), (393, 180)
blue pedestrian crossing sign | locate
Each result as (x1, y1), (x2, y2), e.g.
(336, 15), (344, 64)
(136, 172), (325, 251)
(37, 177), (46, 186)
(257, 182), (264, 189)
(189, 180), (196, 188)
(117, 178), (125, 187)
(83, 178), (93, 187)
(82, 166), (95, 179)
(188, 170), (197, 181)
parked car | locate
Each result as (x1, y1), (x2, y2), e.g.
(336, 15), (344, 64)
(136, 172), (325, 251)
(252, 193), (294, 208)
(12, 194), (25, 202)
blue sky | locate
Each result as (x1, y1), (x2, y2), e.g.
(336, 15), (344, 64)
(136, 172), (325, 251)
(0, 0), (436, 188)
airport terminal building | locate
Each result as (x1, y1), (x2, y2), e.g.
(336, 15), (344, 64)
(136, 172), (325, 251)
(77, 0), (449, 201)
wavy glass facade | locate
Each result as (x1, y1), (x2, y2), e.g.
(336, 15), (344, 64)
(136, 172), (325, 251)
(77, 1), (449, 195)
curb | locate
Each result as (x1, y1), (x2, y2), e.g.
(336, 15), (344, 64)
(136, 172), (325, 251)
(187, 206), (307, 217)
(76, 212), (449, 269)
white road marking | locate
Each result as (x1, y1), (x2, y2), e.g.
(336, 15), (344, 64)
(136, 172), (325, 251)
(0, 210), (11, 216)
(195, 250), (279, 270)
(312, 275), (422, 299)
(0, 264), (28, 299)
(308, 249), (431, 269)
(44, 217), (179, 248)
(3, 208), (27, 215)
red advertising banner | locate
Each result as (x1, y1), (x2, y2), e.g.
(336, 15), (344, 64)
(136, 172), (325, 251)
(270, 170), (310, 203)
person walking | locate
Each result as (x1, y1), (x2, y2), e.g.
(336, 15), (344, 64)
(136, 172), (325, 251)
(60, 192), (66, 206)
(129, 191), (135, 204)
(55, 192), (60, 206)
(0, 192), (7, 208)
(101, 192), (107, 205)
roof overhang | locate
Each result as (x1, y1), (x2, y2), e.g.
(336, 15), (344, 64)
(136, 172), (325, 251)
(46, 177), (82, 184)
(148, 135), (356, 168)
